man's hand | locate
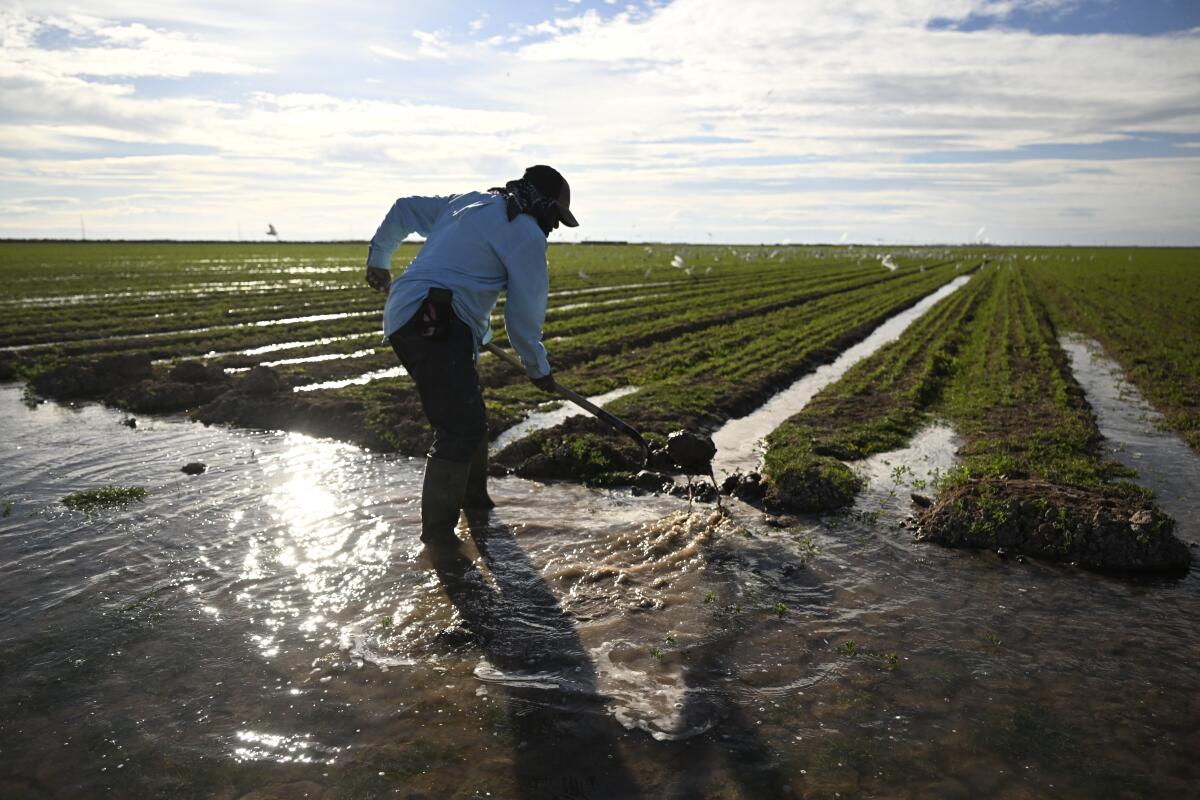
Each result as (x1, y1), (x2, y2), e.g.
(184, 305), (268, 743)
(531, 372), (556, 393)
(366, 267), (392, 292)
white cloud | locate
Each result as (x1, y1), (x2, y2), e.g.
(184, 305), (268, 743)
(370, 44), (413, 61)
(411, 29), (451, 59)
(0, 1), (1197, 243)
(2, 11), (267, 78)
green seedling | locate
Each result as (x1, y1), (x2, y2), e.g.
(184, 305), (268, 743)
(63, 486), (147, 511)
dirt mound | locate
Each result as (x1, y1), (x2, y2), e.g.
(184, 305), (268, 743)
(195, 389), (428, 453)
(915, 479), (1190, 574)
(32, 354), (154, 399)
(494, 415), (644, 484)
(108, 379), (229, 413)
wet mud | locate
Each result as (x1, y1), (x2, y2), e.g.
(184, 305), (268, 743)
(915, 478), (1190, 574)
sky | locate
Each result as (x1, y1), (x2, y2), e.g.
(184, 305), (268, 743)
(1, 0), (1198, 245)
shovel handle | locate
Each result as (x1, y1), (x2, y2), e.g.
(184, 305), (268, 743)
(483, 343), (650, 466)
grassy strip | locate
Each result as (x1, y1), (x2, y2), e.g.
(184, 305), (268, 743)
(495, 264), (967, 479)
(63, 486), (148, 511)
(1024, 249), (1200, 453)
(761, 268), (996, 508)
(752, 262), (1192, 573)
(932, 264), (1126, 486)
(776, 263), (1128, 488)
(598, 263), (965, 432)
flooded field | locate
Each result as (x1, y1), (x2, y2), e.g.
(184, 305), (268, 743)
(2, 379), (1198, 799)
(3, 243), (1199, 798)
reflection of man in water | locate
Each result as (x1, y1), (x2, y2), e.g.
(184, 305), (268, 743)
(365, 166), (579, 547)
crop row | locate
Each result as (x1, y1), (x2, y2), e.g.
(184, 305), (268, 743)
(1023, 249), (1200, 453)
(490, 262), (971, 478)
(765, 263), (1126, 495)
(2, 242), (981, 467)
(753, 260), (1147, 520)
(762, 265), (999, 495)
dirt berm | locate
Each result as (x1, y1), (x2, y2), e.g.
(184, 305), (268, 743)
(916, 478), (1191, 574)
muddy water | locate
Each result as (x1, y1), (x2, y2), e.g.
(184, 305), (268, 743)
(712, 275), (973, 478)
(2, 385), (1198, 799)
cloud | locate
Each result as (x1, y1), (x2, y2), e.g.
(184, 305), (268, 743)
(0, 1), (1197, 243)
(411, 29), (451, 59)
(369, 44), (412, 61)
(2, 11), (267, 78)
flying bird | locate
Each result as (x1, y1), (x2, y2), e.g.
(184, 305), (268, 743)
(880, 255), (898, 272)
(265, 224), (279, 240)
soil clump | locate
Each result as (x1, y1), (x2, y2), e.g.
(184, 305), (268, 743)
(493, 415), (645, 484)
(915, 478), (1190, 574)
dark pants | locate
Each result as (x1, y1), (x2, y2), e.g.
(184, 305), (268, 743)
(389, 312), (487, 463)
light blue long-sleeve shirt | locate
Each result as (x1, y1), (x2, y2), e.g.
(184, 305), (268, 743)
(366, 191), (551, 378)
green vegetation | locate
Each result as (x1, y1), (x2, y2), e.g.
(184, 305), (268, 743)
(62, 485), (148, 511)
(932, 264), (1116, 485)
(3, 241), (985, 475)
(4, 242), (1195, 523)
(1024, 249), (1200, 453)
(761, 261), (1136, 510)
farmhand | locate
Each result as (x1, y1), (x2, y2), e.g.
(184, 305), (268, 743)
(364, 165), (579, 547)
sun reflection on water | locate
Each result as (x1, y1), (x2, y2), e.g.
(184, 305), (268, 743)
(233, 730), (337, 765)
(238, 433), (401, 661)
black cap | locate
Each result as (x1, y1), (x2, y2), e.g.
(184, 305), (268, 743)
(523, 165), (578, 227)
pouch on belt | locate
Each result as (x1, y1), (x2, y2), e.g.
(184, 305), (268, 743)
(418, 287), (454, 340)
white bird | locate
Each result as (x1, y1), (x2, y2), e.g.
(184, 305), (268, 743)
(644, 267), (652, 277)
(881, 254), (898, 271)
(670, 251), (685, 269)
(577, 269), (590, 282)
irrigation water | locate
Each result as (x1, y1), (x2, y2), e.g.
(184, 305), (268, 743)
(711, 274), (974, 478)
(2, 376), (1197, 799)
(1060, 334), (1200, 541)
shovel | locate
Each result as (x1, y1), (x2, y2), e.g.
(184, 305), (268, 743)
(483, 342), (650, 467)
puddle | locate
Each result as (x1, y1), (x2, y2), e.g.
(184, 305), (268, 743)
(712, 275), (974, 477)
(4, 311), (377, 353)
(1060, 334), (1200, 541)
(292, 366), (408, 392)
(854, 423), (961, 517)
(0, 281), (338, 308)
(547, 293), (664, 315)
(204, 333), (377, 360)
(224, 349), (378, 373)
(490, 385), (640, 453)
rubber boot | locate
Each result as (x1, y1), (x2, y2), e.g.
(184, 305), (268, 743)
(462, 436), (495, 511)
(421, 457), (472, 547)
